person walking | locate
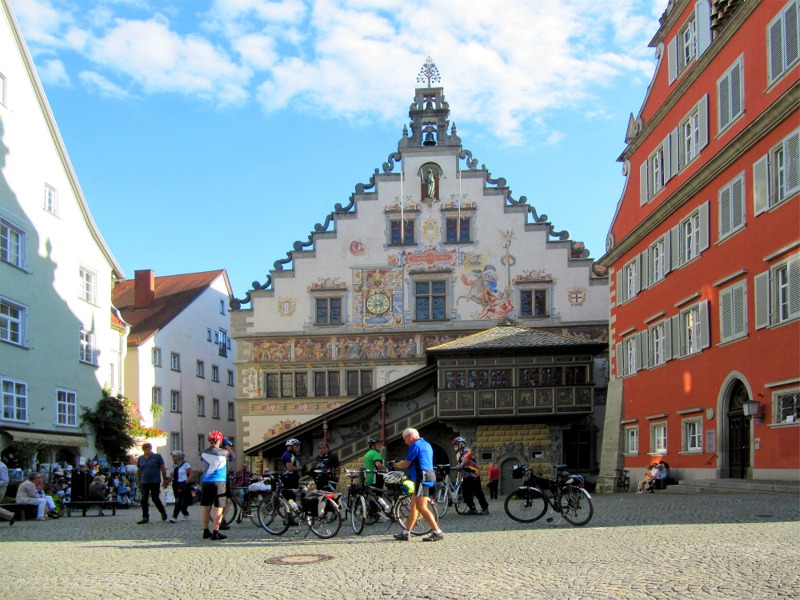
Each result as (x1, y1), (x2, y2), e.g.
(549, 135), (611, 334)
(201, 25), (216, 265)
(0, 459), (16, 525)
(15, 472), (48, 521)
(200, 431), (234, 540)
(136, 442), (168, 524)
(167, 451), (193, 522)
(487, 462), (500, 500)
(392, 428), (443, 542)
(452, 437), (489, 515)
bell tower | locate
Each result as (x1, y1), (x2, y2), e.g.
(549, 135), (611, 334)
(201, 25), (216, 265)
(399, 57), (462, 148)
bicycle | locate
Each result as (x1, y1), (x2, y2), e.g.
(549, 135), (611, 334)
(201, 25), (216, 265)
(504, 464), (594, 526)
(222, 475), (274, 527)
(349, 470), (438, 536)
(432, 464), (466, 517)
(614, 468), (630, 493)
(257, 473), (342, 539)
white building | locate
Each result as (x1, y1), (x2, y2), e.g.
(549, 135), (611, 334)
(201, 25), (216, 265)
(113, 270), (237, 461)
(0, 0), (127, 467)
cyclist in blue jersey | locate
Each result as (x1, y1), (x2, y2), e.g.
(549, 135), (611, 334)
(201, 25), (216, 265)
(392, 428), (444, 542)
(200, 431), (235, 540)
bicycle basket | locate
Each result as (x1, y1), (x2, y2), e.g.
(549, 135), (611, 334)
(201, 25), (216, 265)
(511, 465), (526, 479)
(383, 471), (404, 485)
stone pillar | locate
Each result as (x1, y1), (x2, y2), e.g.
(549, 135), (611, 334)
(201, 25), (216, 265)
(597, 378), (624, 493)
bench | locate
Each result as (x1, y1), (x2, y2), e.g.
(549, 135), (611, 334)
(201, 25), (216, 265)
(64, 501), (120, 517)
(0, 503), (39, 521)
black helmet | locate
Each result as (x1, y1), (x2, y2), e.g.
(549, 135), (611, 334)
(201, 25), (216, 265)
(368, 438), (381, 446)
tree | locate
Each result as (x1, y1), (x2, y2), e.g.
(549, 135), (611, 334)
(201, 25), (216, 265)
(80, 389), (136, 462)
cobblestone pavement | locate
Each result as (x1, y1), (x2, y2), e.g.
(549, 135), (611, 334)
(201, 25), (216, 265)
(1, 489), (798, 600)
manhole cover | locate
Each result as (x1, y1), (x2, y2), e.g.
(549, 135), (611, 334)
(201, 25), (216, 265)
(265, 554), (335, 566)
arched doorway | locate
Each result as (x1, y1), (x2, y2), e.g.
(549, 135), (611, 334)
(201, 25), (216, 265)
(727, 380), (750, 479)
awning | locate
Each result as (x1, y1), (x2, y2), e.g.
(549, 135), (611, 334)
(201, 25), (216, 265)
(2, 429), (89, 447)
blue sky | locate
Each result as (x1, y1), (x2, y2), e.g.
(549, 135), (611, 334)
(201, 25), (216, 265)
(11, 0), (664, 303)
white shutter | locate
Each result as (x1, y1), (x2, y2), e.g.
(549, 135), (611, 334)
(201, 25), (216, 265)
(720, 287), (733, 342)
(640, 161), (649, 205)
(789, 256), (800, 320)
(731, 176), (744, 231)
(719, 72), (731, 131)
(698, 201), (710, 253)
(634, 255), (642, 295)
(754, 271), (771, 329)
(639, 330), (649, 370)
(671, 315), (683, 358)
(668, 37), (679, 84)
(696, 0), (712, 57)
(671, 225), (681, 269)
(698, 300), (710, 350)
(616, 342), (625, 378)
(617, 269), (625, 304)
(753, 155), (770, 215)
(786, 130), (800, 197)
(697, 95), (709, 151)
(640, 248), (650, 289)
(669, 130), (680, 178)
(663, 320), (673, 361)
(663, 233), (672, 276)
(769, 14), (785, 82)
(730, 61), (742, 121)
(732, 282), (746, 339)
(785, 2), (800, 74)
(719, 185), (732, 238)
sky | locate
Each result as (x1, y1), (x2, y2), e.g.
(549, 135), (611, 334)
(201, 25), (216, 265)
(10, 0), (666, 304)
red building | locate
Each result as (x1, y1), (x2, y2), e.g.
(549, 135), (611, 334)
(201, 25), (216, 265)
(599, 0), (799, 486)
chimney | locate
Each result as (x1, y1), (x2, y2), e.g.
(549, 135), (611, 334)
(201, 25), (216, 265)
(134, 270), (155, 308)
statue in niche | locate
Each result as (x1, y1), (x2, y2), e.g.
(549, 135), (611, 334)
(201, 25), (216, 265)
(424, 168), (436, 200)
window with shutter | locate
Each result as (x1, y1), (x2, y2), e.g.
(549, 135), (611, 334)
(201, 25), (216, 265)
(754, 129), (799, 214)
(719, 281), (747, 343)
(717, 57), (744, 133)
(718, 173), (746, 239)
(768, 1), (800, 84)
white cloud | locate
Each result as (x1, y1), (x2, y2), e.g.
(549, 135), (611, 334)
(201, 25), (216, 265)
(38, 58), (70, 86)
(78, 70), (128, 98)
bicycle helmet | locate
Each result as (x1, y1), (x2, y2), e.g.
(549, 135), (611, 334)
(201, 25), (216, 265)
(382, 471), (404, 484)
(208, 430), (224, 444)
(367, 437), (381, 446)
(286, 438), (301, 447)
(451, 437), (467, 445)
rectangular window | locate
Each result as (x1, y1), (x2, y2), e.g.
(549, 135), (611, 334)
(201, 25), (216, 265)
(649, 235), (670, 285)
(671, 300), (710, 358)
(1, 218), (26, 269)
(684, 305), (701, 355)
(220, 299), (226, 315)
(755, 255), (800, 328)
(196, 360), (205, 378)
(79, 267), (97, 304)
(227, 401), (235, 421)
(445, 216), (471, 243)
(44, 185), (58, 215)
(648, 321), (669, 367)
(152, 347), (162, 367)
(718, 57), (744, 133)
(650, 145), (665, 196)
(720, 281), (747, 343)
(227, 370), (235, 387)
(625, 426), (639, 454)
(519, 289), (548, 317)
(624, 258), (639, 302)
(775, 388), (799, 424)
(152, 387), (162, 406)
(170, 390), (181, 413)
(414, 280), (447, 321)
(197, 395), (205, 417)
(217, 329), (228, 358)
(768, 1), (800, 84)
(79, 329), (95, 364)
(390, 219), (415, 245)
(718, 173), (746, 239)
(0, 298), (26, 346)
(754, 129), (800, 214)
(170, 433), (181, 453)
(671, 202), (709, 268)
(651, 423), (667, 453)
(198, 435), (205, 455)
(346, 370), (359, 395)
(682, 418), (702, 452)
(212, 398), (220, 419)
(266, 373), (279, 398)
(207, 328), (213, 342)
(315, 297), (342, 325)
(170, 352), (181, 372)
(56, 389), (77, 426)
(361, 370), (373, 395)
(212, 365), (220, 382)
(2, 377), (27, 421)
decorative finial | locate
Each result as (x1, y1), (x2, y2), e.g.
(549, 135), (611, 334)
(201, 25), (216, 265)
(416, 56), (441, 88)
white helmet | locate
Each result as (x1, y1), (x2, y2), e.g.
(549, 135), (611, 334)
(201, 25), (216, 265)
(383, 471), (404, 484)
(286, 438), (301, 446)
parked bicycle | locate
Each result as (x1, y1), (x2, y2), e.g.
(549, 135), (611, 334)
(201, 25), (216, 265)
(257, 473), (342, 539)
(614, 468), (630, 493)
(504, 464), (594, 526)
(223, 474), (275, 527)
(432, 464), (465, 517)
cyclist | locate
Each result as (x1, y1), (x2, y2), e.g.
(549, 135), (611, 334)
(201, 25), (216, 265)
(314, 442), (340, 488)
(452, 437), (489, 515)
(392, 428), (443, 542)
(200, 430), (234, 541)
(363, 438), (386, 488)
(281, 438), (303, 526)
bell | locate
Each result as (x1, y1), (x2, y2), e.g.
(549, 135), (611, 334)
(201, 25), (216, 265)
(423, 132), (436, 146)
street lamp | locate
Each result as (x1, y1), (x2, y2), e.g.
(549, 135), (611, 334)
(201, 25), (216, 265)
(742, 400), (760, 419)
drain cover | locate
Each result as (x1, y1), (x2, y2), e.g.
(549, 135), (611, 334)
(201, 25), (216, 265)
(265, 554), (335, 566)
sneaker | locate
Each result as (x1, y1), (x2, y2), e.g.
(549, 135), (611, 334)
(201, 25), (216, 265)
(202, 529), (212, 539)
(422, 531), (445, 542)
(169, 517), (177, 523)
(137, 518), (149, 524)
(393, 532), (410, 541)
(466, 508), (479, 515)
(211, 531), (227, 540)
(161, 513), (168, 521)
(8, 515), (15, 527)
(182, 514), (190, 521)
(479, 509), (489, 515)
(219, 521), (230, 530)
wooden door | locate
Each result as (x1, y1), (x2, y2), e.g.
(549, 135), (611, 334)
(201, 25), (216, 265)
(728, 381), (750, 479)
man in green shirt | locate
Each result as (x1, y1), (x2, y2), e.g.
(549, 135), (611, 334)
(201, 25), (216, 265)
(364, 438), (386, 487)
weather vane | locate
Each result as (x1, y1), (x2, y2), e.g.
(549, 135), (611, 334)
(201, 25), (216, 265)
(417, 56), (441, 88)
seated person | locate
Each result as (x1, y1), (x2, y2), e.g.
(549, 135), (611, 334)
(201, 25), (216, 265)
(88, 475), (108, 501)
(16, 472), (49, 521)
(636, 465), (658, 493)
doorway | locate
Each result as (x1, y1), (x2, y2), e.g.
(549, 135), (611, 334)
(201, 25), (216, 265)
(727, 380), (750, 479)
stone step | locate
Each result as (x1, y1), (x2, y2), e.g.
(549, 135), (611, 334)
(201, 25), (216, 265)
(669, 479), (799, 494)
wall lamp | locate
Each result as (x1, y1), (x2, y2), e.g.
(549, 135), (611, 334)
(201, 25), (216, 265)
(742, 400), (762, 420)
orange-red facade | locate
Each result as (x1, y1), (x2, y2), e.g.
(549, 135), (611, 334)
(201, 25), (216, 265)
(600, 0), (799, 482)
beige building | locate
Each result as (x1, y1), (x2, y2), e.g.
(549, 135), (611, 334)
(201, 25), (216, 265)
(232, 69), (609, 475)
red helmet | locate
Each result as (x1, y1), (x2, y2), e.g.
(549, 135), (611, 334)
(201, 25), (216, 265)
(208, 430), (224, 444)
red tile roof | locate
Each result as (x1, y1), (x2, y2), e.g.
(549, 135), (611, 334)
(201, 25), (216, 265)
(113, 270), (228, 346)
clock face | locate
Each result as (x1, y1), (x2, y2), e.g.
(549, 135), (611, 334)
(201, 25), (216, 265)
(366, 293), (390, 315)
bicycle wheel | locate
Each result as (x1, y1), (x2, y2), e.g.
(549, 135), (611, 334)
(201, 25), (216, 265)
(454, 487), (467, 514)
(433, 483), (449, 518)
(393, 494), (437, 536)
(622, 477), (630, 493)
(223, 498), (239, 526)
(560, 485), (594, 526)
(504, 487), (547, 523)
(247, 495), (264, 527)
(310, 497), (342, 539)
(258, 495), (290, 535)
(351, 494), (367, 535)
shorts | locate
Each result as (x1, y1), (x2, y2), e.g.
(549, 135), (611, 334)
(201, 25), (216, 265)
(200, 481), (226, 508)
(414, 482), (433, 498)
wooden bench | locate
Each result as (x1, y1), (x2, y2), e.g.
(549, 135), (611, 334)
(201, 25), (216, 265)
(0, 503), (39, 521)
(64, 501), (120, 517)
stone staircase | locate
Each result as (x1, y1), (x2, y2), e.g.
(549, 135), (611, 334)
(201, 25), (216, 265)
(666, 479), (800, 494)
